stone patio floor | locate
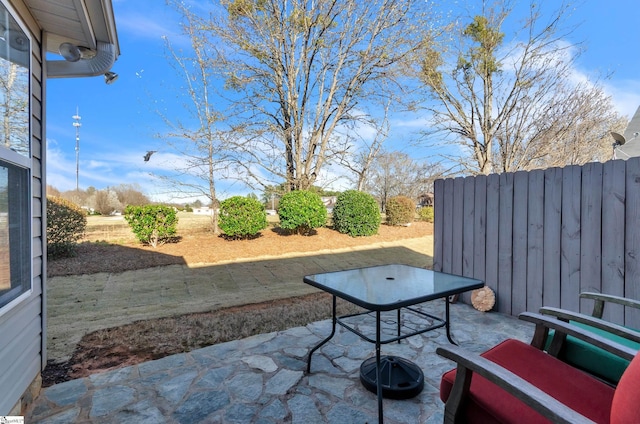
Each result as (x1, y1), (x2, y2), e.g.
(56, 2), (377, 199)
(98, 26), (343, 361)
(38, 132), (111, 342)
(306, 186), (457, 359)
(27, 301), (533, 423)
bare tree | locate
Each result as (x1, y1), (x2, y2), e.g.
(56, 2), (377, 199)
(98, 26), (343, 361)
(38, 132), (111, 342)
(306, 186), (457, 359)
(365, 151), (442, 212)
(46, 185), (62, 197)
(171, 0), (435, 192)
(112, 183), (150, 207)
(518, 84), (627, 169)
(90, 189), (122, 216)
(346, 133), (385, 192)
(337, 104), (391, 191)
(419, 0), (624, 174)
(156, 14), (236, 233)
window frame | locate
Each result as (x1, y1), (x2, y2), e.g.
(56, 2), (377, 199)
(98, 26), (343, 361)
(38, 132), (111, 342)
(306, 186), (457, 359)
(0, 0), (32, 315)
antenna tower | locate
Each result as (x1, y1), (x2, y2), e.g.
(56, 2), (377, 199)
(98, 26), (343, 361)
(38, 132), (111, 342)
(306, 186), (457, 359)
(72, 108), (82, 191)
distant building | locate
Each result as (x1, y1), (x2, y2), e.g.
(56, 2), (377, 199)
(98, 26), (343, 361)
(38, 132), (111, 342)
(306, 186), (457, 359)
(193, 207), (215, 216)
(322, 196), (337, 213)
(613, 106), (640, 159)
(418, 193), (434, 207)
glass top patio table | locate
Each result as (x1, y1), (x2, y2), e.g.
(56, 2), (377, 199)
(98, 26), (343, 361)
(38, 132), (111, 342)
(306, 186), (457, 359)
(303, 264), (484, 311)
(304, 264), (484, 424)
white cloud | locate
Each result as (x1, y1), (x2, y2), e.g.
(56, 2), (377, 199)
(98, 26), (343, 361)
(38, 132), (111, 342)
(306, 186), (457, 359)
(111, 3), (194, 55)
(392, 115), (431, 129)
(603, 79), (640, 119)
(117, 14), (173, 40)
(314, 161), (353, 192)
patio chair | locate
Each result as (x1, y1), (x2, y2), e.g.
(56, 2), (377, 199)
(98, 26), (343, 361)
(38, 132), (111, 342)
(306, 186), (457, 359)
(540, 292), (640, 384)
(437, 312), (638, 424)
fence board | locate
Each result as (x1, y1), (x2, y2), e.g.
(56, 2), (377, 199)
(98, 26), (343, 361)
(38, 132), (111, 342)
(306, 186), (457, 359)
(512, 171), (529, 315)
(625, 158), (640, 326)
(452, 178), (465, 276)
(543, 167), (563, 308)
(474, 175), (487, 282)
(441, 178), (454, 273)
(580, 162), (603, 313)
(498, 173), (514, 314)
(485, 174), (500, 293)
(560, 166), (582, 312)
(460, 177), (476, 303)
(601, 160), (626, 323)
(433, 179), (444, 272)
(527, 169), (545, 313)
(463, 177), (475, 277)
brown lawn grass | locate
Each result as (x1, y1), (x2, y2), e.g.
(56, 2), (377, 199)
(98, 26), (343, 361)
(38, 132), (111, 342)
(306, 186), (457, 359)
(43, 212), (433, 386)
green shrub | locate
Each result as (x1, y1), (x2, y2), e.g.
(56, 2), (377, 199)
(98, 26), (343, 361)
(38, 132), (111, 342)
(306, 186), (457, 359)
(332, 190), (380, 237)
(219, 196), (268, 239)
(124, 205), (178, 248)
(47, 196), (87, 258)
(277, 190), (327, 235)
(385, 195), (416, 226)
(418, 206), (434, 223)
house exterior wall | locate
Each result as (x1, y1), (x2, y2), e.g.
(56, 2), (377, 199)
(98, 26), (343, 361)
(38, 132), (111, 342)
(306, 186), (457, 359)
(0, 0), (46, 415)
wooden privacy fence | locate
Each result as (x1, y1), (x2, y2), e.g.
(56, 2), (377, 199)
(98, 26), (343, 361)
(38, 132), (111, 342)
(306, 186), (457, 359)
(433, 157), (640, 328)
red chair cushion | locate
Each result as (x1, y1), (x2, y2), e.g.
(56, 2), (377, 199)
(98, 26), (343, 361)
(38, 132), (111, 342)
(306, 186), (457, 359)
(440, 339), (615, 424)
(610, 351), (640, 423)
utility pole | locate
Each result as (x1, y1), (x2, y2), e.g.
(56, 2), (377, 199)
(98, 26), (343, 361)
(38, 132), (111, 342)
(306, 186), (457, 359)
(72, 108), (81, 192)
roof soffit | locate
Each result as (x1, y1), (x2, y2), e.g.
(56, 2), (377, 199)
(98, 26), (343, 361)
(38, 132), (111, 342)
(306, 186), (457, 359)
(22, 0), (119, 58)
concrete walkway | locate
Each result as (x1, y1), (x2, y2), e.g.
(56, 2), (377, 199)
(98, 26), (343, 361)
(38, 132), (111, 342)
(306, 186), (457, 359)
(47, 238), (434, 362)
(28, 301), (534, 423)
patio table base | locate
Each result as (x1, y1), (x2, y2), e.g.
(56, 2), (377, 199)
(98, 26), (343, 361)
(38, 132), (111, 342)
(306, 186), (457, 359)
(360, 355), (424, 399)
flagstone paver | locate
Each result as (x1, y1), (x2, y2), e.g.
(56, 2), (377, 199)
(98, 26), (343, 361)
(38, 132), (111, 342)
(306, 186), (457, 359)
(28, 302), (533, 423)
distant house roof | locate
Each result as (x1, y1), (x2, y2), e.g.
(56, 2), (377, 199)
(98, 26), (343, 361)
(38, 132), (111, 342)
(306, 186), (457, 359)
(614, 105), (640, 160)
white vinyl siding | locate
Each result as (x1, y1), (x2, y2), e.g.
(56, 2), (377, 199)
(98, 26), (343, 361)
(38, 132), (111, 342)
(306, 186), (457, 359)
(0, 0), (44, 414)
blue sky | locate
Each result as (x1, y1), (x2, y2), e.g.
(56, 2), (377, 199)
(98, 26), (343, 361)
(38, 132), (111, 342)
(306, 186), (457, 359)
(45, 0), (640, 203)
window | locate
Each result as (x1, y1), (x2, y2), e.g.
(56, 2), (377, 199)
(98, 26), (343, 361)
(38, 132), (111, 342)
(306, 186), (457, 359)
(0, 0), (30, 310)
(0, 162), (29, 307)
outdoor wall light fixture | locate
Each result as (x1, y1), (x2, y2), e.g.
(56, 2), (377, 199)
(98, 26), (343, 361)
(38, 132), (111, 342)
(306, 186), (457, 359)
(59, 42), (98, 62)
(59, 42), (82, 62)
(104, 71), (118, 85)
(58, 43), (119, 84)
(49, 41), (117, 80)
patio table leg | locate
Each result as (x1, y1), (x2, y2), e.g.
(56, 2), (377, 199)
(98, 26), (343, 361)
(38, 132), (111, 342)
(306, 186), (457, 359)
(445, 296), (458, 345)
(307, 295), (337, 373)
(397, 308), (401, 343)
(376, 310), (384, 424)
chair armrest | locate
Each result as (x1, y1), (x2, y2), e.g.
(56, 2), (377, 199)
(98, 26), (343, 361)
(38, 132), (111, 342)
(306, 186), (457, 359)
(519, 312), (637, 361)
(580, 292), (640, 319)
(540, 306), (640, 344)
(436, 345), (596, 424)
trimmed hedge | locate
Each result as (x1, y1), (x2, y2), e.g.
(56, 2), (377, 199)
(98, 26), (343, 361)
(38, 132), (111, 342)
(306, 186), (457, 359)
(332, 190), (380, 237)
(47, 196), (87, 258)
(385, 195), (416, 226)
(124, 204), (178, 248)
(278, 190), (327, 235)
(418, 206), (434, 223)
(219, 196), (268, 239)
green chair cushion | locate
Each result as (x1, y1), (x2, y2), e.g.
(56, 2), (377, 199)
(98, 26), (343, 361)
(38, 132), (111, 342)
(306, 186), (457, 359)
(546, 321), (639, 384)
